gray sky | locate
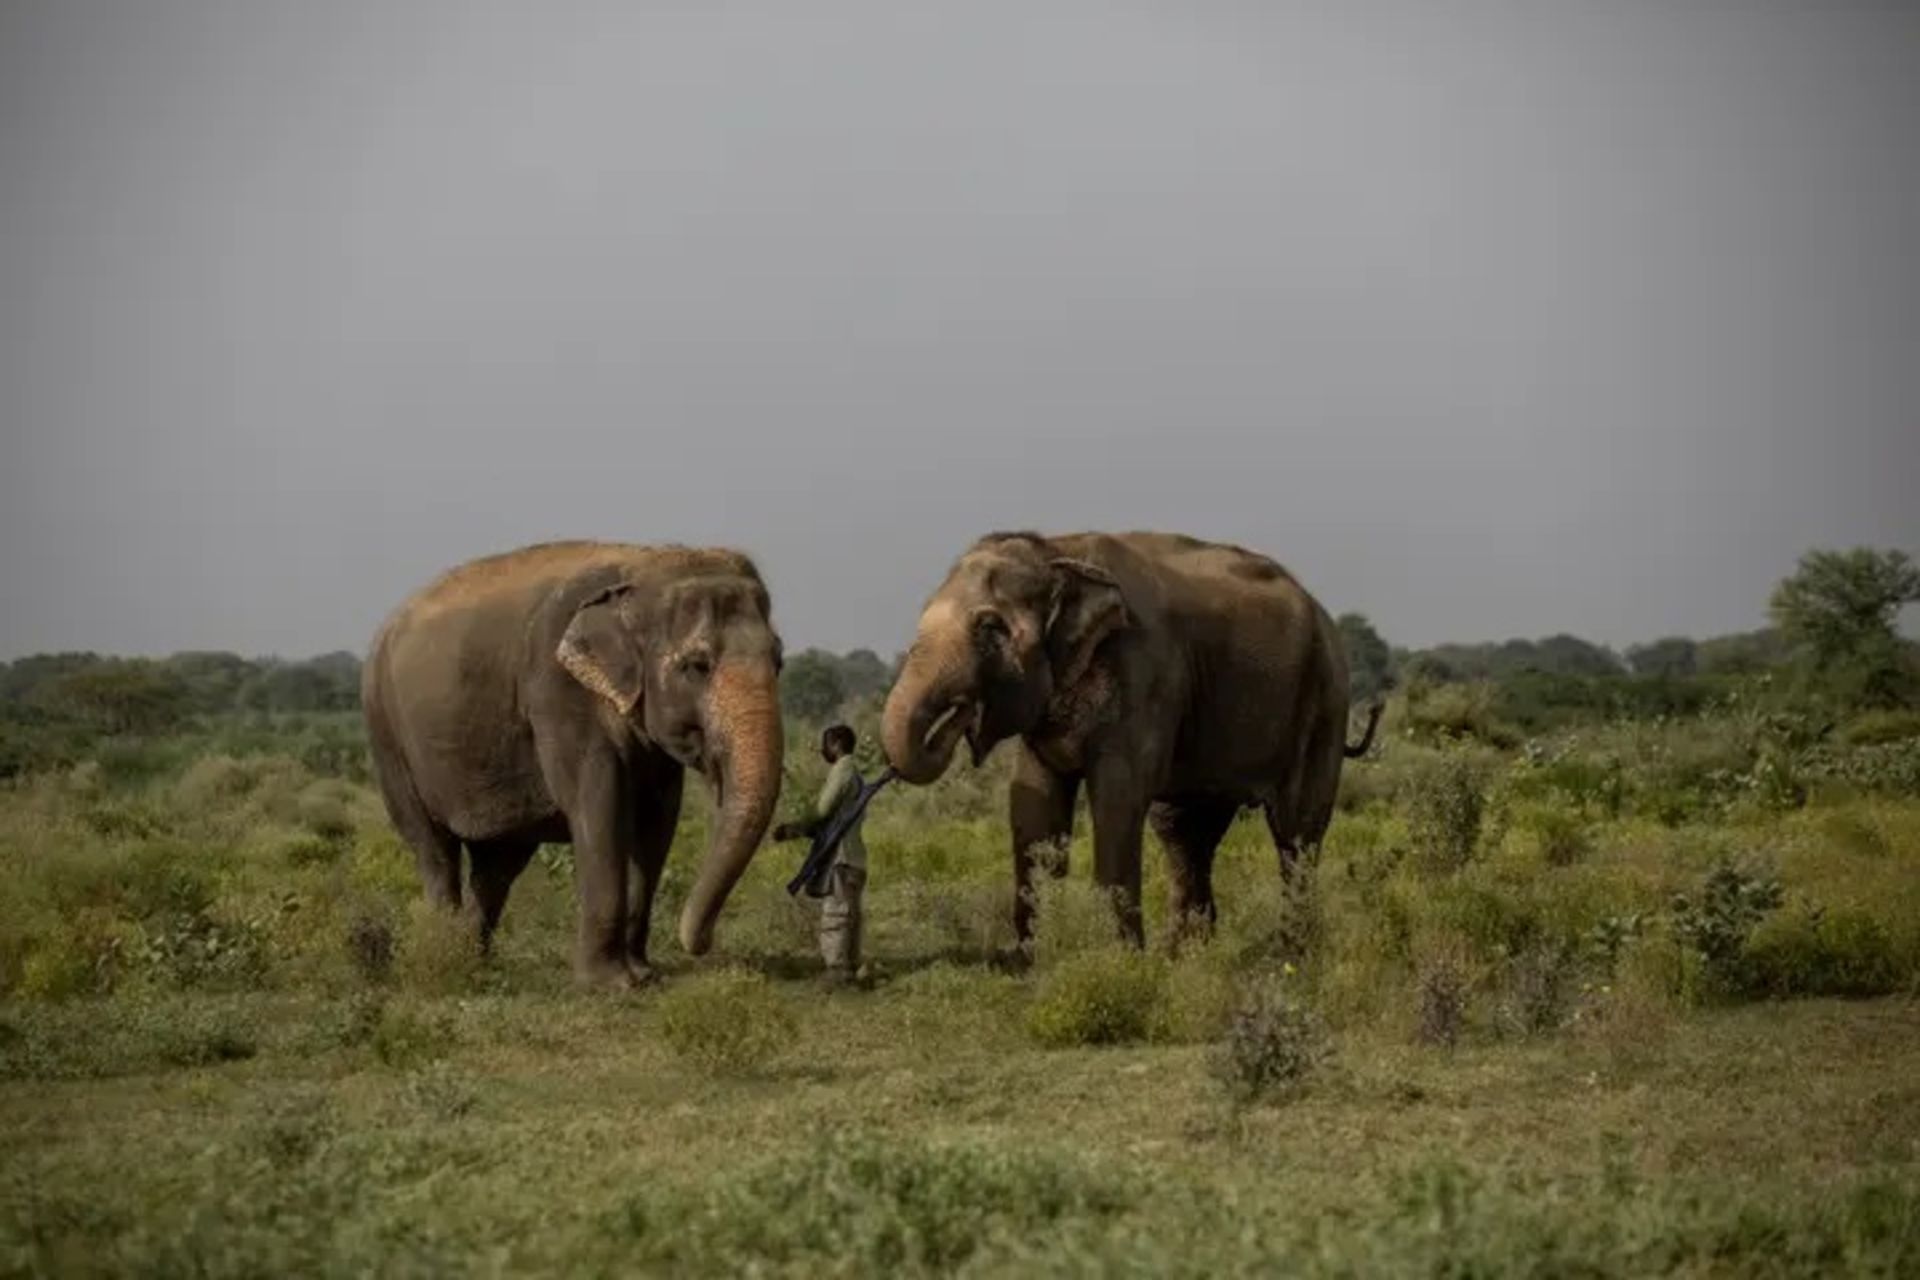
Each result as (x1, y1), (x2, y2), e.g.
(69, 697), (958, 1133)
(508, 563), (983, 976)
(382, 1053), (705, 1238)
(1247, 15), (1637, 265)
(3, 1), (1916, 661)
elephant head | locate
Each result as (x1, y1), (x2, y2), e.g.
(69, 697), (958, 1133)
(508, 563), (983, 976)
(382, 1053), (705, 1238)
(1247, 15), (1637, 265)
(557, 570), (784, 955)
(883, 534), (1129, 785)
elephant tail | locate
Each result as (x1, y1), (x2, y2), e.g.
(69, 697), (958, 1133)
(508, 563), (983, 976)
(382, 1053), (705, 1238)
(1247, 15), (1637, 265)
(1345, 702), (1384, 758)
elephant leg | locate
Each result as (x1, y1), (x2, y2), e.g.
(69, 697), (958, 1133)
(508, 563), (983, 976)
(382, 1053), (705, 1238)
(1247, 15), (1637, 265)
(625, 766), (684, 979)
(538, 736), (638, 989)
(1086, 760), (1150, 948)
(1009, 744), (1078, 952)
(1270, 720), (1343, 881)
(369, 734), (463, 908)
(1149, 795), (1238, 948)
(467, 837), (539, 953)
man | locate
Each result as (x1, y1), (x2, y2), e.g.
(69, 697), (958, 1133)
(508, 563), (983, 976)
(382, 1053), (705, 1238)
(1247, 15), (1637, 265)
(773, 723), (870, 983)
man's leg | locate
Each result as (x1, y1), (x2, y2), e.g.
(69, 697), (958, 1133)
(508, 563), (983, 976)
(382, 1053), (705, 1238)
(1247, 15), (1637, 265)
(819, 863), (866, 979)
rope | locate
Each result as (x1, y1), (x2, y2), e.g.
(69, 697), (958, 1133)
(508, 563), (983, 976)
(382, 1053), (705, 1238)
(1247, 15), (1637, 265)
(785, 766), (898, 898)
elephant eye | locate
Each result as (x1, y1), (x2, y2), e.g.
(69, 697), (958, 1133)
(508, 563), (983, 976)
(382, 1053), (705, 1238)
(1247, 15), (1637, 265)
(971, 609), (1011, 647)
(677, 650), (714, 679)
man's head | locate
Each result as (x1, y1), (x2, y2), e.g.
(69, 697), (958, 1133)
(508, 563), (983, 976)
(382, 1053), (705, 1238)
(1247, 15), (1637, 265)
(820, 723), (856, 763)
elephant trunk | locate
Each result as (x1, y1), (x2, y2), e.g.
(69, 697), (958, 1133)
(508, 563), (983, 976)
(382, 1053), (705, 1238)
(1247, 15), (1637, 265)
(882, 629), (975, 786)
(677, 661), (783, 956)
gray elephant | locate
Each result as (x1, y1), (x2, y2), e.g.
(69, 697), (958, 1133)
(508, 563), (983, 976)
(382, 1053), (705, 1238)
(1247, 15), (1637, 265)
(362, 542), (784, 987)
(881, 531), (1379, 949)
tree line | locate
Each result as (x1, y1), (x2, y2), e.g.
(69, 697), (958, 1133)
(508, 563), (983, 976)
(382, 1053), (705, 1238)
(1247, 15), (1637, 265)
(2, 547), (1911, 774)
(1337, 547), (1919, 723)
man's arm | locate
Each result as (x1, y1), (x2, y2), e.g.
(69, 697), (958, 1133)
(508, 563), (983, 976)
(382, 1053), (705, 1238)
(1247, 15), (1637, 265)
(774, 759), (857, 842)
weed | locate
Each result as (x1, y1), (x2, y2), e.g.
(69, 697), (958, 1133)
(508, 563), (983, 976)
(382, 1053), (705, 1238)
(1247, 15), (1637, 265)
(1405, 750), (1488, 873)
(1741, 903), (1904, 998)
(1025, 947), (1165, 1048)
(1494, 942), (1576, 1038)
(402, 1060), (479, 1121)
(1211, 974), (1328, 1102)
(1671, 858), (1784, 996)
(344, 911), (396, 984)
(656, 968), (795, 1075)
(371, 1002), (456, 1068)
(1415, 937), (1473, 1048)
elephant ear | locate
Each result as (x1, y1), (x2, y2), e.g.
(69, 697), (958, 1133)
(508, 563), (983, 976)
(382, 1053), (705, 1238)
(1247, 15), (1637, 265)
(1044, 558), (1129, 691)
(556, 584), (644, 714)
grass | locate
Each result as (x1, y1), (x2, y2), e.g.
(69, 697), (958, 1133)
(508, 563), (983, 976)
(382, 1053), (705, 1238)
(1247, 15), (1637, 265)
(1, 711), (1918, 1274)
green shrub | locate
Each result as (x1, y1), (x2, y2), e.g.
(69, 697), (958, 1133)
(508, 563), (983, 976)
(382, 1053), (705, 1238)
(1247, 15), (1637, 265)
(1025, 872), (1124, 970)
(1413, 935), (1475, 1047)
(1839, 709), (1920, 747)
(247, 1089), (338, 1168)
(656, 968), (796, 1075)
(394, 899), (481, 995)
(604, 1133), (1135, 1275)
(1211, 975), (1328, 1102)
(1025, 947), (1164, 1048)
(0, 997), (261, 1080)
(402, 1060), (479, 1121)
(1740, 905), (1906, 999)
(135, 908), (274, 990)
(1425, 877), (1543, 959)
(370, 1002), (457, 1069)
(293, 780), (358, 840)
(1670, 859), (1784, 996)
(1148, 947), (1238, 1044)
(344, 911), (396, 984)
(277, 831), (344, 868)
(1403, 682), (1518, 748)
(1523, 805), (1592, 867)
(1493, 942), (1576, 1038)
(1405, 752), (1488, 873)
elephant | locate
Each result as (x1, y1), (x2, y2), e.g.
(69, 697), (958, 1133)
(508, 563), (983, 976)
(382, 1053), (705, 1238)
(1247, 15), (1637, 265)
(881, 531), (1380, 950)
(362, 542), (784, 987)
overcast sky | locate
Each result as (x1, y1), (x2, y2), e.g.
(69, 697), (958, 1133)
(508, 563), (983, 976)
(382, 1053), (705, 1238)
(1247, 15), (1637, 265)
(2, 1), (1916, 661)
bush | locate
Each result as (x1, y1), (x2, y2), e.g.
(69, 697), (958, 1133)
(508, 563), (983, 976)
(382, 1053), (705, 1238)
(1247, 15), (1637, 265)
(1024, 947), (1165, 1048)
(1670, 859), (1784, 997)
(656, 968), (796, 1075)
(402, 1060), (480, 1121)
(1025, 873), (1125, 970)
(1414, 935), (1474, 1047)
(345, 912), (396, 984)
(1739, 905), (1906, 999)
(394, 899), (481, 995)
(370, 1002), (457, 1068)
(1494, 943), (1576, 1038)
(1839, 709), (1920, 747)
(1211, 974), (1328, 1102)
(604, 1133), (1135, 1275)
(1523, 805), (1592, 867)
(1148, 947), (1239, 1044)
(1405, 752), (1488, 873)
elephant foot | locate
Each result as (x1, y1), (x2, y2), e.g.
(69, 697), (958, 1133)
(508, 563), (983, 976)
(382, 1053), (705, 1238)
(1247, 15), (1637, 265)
(576, 954), (654, 992)
(993, 944), (1034, 975)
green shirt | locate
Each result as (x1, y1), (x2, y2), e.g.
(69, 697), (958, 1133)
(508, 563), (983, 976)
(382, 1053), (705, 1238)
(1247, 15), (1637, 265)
(809, 756), (868, 870)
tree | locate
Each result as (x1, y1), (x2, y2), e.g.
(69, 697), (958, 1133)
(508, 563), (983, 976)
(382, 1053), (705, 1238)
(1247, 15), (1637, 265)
(1626, 636), (1698, 678)
(837, 649), (892, 700)
(1696, 628), (1791, 676)
(1336, 614), (1394, 703)
(39, 660), (190, 735)
(1531, 634), (1624, 678)
(1769, 548), (1920, 705)
(779, 649), (847, 724)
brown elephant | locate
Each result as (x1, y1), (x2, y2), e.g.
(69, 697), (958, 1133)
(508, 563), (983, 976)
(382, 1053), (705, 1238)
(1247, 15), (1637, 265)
(881, 531), (1379, 949)
(362, 542), (784, 987)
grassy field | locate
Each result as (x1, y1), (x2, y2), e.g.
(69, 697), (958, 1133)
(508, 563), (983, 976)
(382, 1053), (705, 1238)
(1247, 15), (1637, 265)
(3, 707), (1919, 1276)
